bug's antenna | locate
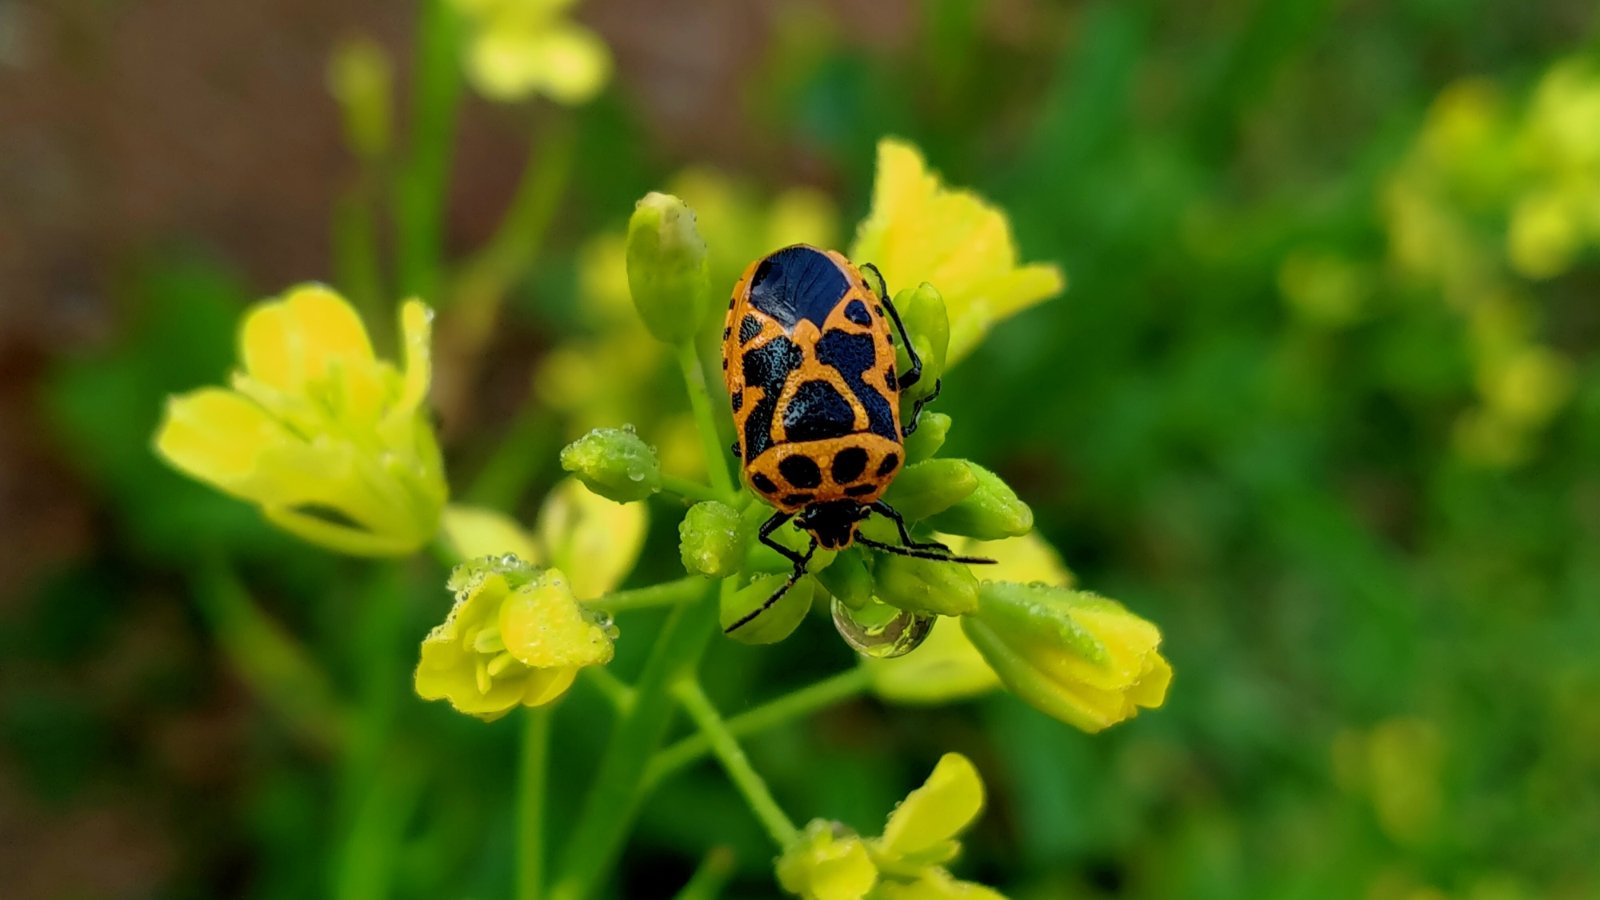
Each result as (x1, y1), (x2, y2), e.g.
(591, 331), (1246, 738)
(857, 534), (995, 565)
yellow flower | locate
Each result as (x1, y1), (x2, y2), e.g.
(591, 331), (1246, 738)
(440, 477), (648, 600)
(962, 583), (1170, 733)
(865, 532), (1070, 705)
(777, 754), (1003, 900)
(415, 556), (615, 720)
(453, 0), (611, 105)
(155, 285), (446, 556)
(851, 139), (1065, 366)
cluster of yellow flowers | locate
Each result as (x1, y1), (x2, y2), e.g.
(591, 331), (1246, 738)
(151, 134), (1171, 899)
(1381, 57), (1597, 465)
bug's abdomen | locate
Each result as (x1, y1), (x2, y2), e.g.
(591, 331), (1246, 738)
(745, 437), (902, 511)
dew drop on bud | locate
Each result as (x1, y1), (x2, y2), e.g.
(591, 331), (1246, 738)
(830, 597), (933, 659)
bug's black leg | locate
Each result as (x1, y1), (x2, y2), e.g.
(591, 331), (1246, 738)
(725, 513), (817, 633)
(869, 500), (951, 554)
(860, 262), (889, 302)
(879, 286), (923, 392)
(901, 378), (942, 437)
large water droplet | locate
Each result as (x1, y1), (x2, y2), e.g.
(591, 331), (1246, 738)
(831, 597), (933, 659)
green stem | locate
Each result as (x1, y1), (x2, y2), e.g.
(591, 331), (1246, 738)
(594, 575), (707, 613)
(394, 0), (463, 301)
(549, 583), (723, 900)
(581, 665), (635, 714)
(333, 171), (389, 343)
(518, 707), (552, 900)
(190, 559), (347, 753)
(647, 667), (871, 787)
(673, 679), (798, 848)
(660, 473), (721, 504)
(671, 847), (737, 900)
(675, 343), (735, 497)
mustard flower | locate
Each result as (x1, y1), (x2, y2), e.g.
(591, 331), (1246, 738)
(415, 557), (615, 720)
(777, 753), (1002, 900)
(452, 0), (611, 105)
(851, 139), (1065, 365)
(962, 583), (1170, 733)
(155, 285), (445, 556)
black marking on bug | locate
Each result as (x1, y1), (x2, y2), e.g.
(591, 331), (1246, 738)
(783, 380), (856, 442)
(782, 492), (815, 506)
(874, 304), (884, 316)
(843, 299), (872, 326)
(778, 455), (822, 489)
(751, 472), (779, 494)
(744, 395), (778, 459)
(738, 314), (762, 344)
(748, 246), (850, 329)
(846, 483), (878, 497)
(742, 335), (803, 392)
(723, 325), (732, 340)
(816, 330), (896, 441)
(886, 369), (897, 391)
(876, 453), (899, 477)
(831, 446), (868, 483)
(731, 390), (744, 412)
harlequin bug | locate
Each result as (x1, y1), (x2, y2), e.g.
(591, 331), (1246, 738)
(720, 244), (991, 633)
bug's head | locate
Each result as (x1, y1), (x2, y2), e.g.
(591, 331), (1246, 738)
(798, 500), (870, 551)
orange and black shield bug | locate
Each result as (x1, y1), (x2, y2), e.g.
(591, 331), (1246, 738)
(720, 244), (990, 632)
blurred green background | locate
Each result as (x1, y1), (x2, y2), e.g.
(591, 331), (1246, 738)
(3, 0), (1599, 897)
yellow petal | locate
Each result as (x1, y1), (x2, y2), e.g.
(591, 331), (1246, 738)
(945, 531), (1072, 588)
(519, 666), (579, 707)
(441, 504), (540, 563)
(240, 284), (375, 395)
(467, 21), (611, 105)
(874, 869), (1008, 900)
(536, 478), (647, 599)
(878, 753), (984, 863)
(498, 569), (615, 669)
(397, 299), (435, 414)
(155, 388), (294, 497)
(851, 139), (1063, 367)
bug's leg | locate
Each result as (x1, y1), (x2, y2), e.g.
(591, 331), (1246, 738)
(725, 513), (816, 633)
(869, 500), (951, 554)
(901, 378), (942, 437)
(860, 262), (889, 302)
(879, 287), (923, 392)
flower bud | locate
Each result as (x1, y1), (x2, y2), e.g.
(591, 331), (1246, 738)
(626, 192), (710, 344)
(892, 283), (949, 404)
(961, 582), (1170, 732)
(414, 558), (615, 721)
(873, 553), (979, 617)
(903, 412), (951, 464)
(327, 38), (392, 162)
(813, 546), (874, 611)
(559, 426), (661, 502)
(776, 820), (877, 900)
(924, 463), (1032, 540)
(721, 573), (813, 645)
(880, 459), (977, 522)
(678, 500), (747, 578)
(536, 478), (648, 600)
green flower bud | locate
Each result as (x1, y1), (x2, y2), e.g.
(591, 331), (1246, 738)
(813, 546), (874, 610)
(893, 283), (949, 404)
(327, 38), (393, 162)
(924, 463), (1032, 540)
(559, 426), (661, 502)
(626, 192), (710, 344)
(743, 506), (836, 575)
(881, 458), (977, 522)
(873, 553), (979, 617)
(678, 500), (747, 578)
(903, 412), (951, 464)
(961, 582), (1170, 733)
(721, 573), (814, 644)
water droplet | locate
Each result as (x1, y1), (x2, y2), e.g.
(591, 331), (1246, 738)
(831, 597), (933, 659)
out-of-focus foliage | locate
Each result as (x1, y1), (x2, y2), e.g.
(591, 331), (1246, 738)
(9, 1), (1600, 899)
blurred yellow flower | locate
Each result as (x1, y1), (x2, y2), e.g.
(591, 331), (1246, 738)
(155, 285), (446, 556)
(777, 753), (1002, 900)
(851, 139), (1065, 365)
(416, 557), (615, 720)
(452, 0), (611, 105)
(962, 583), (1170, 733)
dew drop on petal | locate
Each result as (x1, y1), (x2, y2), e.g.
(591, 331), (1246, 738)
(830, 597), (933, 659)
